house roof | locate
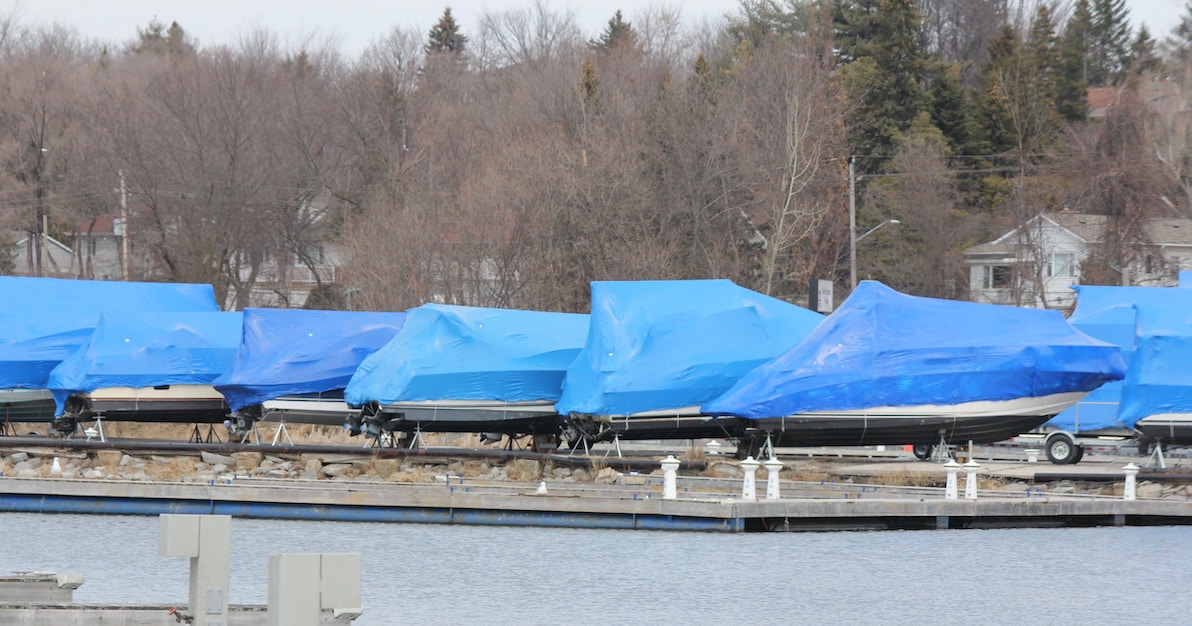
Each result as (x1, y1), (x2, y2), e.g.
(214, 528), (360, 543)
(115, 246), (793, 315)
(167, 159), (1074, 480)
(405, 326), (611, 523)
(965, 213), (1192, 258)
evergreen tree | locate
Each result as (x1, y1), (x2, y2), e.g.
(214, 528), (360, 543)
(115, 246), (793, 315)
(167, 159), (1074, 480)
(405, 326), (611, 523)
(843, 0), (929, 170)
(1056, 0), (1092, 122)
(592, 10), (640, 54)
(832, 0), (882, 63)
(1126, 25), (1159, 76)
(928, 62), (978, 157)
(1089, 0), (1132, 85)
(1167, 2), (1192, 66)
(426, 7), (467, 55)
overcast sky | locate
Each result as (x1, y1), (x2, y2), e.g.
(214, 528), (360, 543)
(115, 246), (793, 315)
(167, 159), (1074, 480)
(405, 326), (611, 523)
(2, 0), (1184, 56)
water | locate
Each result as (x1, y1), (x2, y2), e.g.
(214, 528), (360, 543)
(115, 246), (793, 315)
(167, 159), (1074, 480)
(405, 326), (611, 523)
(2, 512), (1190, 625)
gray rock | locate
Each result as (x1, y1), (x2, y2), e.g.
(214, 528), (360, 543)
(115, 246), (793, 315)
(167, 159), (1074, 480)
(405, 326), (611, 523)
(710, 462), (744, 478)
(259, 459), (277, 470)
(201, 451), (236, 466)
(17, 469), (38, 478)
(1138, 482), (1163, 499)
(211, 463), (229, 474)
(83, 469), (105, 479)
(552, 467), (572, 478)
(619, 474), (648, 485)
(594, 467), (620, 484)
(322, 463), (354, 477)
(265, 469), (289, 478)
(14, 460), (35, 472)
(9, 452), (29, 463)
(119, 454), (138, 467)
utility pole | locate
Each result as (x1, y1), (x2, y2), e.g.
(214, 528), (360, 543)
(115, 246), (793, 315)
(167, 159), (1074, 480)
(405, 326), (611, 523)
(119, 170), (130, 281)
(848, 156), (857, 291)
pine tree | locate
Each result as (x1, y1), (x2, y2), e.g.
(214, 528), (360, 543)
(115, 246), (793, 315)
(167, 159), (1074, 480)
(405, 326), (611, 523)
(832, 0), (882, 63)
(1126, 25), (1159, 76)
(843, 0), (929, 169)
(426, 8), (467, 55)
(1056, 0), (1092, 122)
(1089, 0), (1132, 85)
(1167, 1), (1192, 66)
(592, 10), (640, 54)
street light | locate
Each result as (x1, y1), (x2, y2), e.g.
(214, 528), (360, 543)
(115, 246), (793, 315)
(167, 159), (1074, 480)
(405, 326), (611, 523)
(848, 155), (902, 289)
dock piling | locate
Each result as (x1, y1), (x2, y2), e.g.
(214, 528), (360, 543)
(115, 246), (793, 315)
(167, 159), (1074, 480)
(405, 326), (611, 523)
(1123, 463), (1140, 501)
(964, 460), (980, 500)
(660, 456), (680, 500)
(740, 456), (760, 501)
(944, 460), (961, 500)
(763, 457), (784, 500)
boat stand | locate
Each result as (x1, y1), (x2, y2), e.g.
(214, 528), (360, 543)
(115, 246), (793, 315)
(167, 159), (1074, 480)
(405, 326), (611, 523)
(1, 408), (12, 436)
(87, 415), (106, 443)
(603, 434), (623, 459)
(188, 423), (222, 444)
(1144, 440), (1168, 469)
(270, 420), (294, 446)
(932, 432), (953, 462)
(758, 434), (775, 460)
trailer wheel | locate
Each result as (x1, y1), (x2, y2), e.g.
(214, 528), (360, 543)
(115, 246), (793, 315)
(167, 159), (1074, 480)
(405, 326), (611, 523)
(1045, 434), (1079, 465)
(1071, 444), (1084, 464)
(912, 444), (933, 461)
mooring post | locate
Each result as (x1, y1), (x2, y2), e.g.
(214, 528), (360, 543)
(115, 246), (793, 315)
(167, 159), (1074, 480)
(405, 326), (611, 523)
(763, 457), (784, 500)
(660, 455), (680, 500)
(944, 459), (961, 500)
(740, 456), (760, 501)
(1123, 463), (1140, 501)
(963, 459), (980, 500)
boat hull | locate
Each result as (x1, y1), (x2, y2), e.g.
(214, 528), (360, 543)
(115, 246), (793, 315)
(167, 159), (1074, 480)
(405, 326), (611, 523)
(753, 392), (1085, 446)
(0, 389), (56, 423)
(1135, 413), (1192, 447)
(370, 400), (566, 435)
(70, 385), (229, 423)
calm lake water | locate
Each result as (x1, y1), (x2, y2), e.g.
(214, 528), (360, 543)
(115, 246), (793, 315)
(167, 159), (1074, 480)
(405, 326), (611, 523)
(2, 512), (1189, 625)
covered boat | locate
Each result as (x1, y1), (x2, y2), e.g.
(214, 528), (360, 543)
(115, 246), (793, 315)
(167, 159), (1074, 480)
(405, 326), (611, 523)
(1046, 285), (1192, 435)
(0, 278), (219, 429)
(46, 311), (243, 428)
(213, 308), (406, 429)
(555, 279), (823, 443)
(703, 281), (1126, 449)
(1117, 306), (1192, 450)
(345, 304), (588, 444)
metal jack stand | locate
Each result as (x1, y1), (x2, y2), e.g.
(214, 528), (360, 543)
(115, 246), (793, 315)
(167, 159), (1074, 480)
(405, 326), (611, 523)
(406, 426), (423, 450)
(933, 431), (952, 462)
(91, 414), (106, 443)
(1145, 440), (1168, 469)
(270, 420), (294, 446)
(759, 434), (775, 460)
(603, 434), (623, 458)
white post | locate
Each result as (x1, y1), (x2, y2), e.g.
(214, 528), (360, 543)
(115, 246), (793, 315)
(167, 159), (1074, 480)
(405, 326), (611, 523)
(763, 457), (784, 500)
(660, 455), (680, 500)
(944, 459), (961, 500)
(1026, 448), (1039, 463)
(1123, 463), (1140, 501)
(964, 459), (980, 500)
(740, 456), (760, 501)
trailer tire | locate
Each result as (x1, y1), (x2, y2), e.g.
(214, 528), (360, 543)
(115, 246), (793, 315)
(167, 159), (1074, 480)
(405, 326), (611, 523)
(1071, 444), (1084, 464)
(912, 444), (933, 461)
(1045, 433), (1079, 465)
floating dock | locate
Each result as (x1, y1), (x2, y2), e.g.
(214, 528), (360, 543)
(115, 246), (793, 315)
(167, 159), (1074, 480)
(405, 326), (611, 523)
(0, 474), (1189, 532)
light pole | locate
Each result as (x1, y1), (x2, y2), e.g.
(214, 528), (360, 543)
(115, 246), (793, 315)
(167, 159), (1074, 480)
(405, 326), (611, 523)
(851, 219), (901, 289)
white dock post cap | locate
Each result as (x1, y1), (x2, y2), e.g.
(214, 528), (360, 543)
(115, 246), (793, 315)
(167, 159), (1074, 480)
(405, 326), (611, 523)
(1122, 463), (1140, 472)
(660, 455), (681, 471)
(1122, 463), (1140, 501)
(740, 456), (761, 469)
(943, 459), (962, 469)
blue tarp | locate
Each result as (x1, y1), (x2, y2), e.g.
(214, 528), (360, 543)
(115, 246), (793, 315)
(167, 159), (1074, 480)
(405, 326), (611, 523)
(555, 280), (824, 417)
(47, 311), (243, 414)
(214, 308), (406, 412)
(704, 281), (1125, 419)
(0, 278), (219, 390)
(1048, 285), (1192, 431)
(344, 304), (589, 407)
(1117, 307), (1192, 426)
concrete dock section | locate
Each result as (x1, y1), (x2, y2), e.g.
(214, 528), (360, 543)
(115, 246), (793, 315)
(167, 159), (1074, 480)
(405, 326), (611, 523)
(0, 472), (1187, 533)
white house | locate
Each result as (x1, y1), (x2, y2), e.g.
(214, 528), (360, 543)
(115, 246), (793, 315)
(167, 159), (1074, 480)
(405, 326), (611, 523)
(966, 212), (1192, 309)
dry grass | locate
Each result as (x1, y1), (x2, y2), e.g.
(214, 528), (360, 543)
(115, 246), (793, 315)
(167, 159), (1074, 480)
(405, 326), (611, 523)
(861, 469), (942, 487)
(143, 457), (196, 481)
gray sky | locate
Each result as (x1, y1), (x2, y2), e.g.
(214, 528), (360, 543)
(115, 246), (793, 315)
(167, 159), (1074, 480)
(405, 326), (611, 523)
(2, 0), (1183, 56)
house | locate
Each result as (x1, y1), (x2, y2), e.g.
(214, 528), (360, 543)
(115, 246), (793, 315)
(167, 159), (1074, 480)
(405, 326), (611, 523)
(965, 212), (1192, 309)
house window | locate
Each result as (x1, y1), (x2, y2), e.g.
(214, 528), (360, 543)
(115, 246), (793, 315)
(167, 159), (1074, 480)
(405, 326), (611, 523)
(983, 265), (1012, 289)
(1048, 252), (1075, 278)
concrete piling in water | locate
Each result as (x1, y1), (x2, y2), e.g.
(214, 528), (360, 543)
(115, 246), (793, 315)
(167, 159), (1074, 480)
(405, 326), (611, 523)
(160, 514), (232, 625)
(660, 455), (680, 500)
(964, 460), (980, 500)
(763, 457), (784, 501)
(944, 459), (961, 500)
(1123, 463), (1140, 501)
(740, 456), (760, 501)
